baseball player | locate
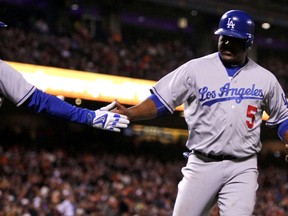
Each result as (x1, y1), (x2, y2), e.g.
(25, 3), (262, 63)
(114, 10), (288, 215)
(0, 21), (129, 132)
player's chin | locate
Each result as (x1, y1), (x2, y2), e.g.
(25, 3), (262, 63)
(220, 52), (235, 63)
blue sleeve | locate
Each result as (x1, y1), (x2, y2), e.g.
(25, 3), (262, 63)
(148, 94), (169, 117)
(277, 119), (288, 141)
(26, 89), (95, 125)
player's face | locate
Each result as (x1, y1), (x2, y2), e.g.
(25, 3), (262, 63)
(218, 35), (247, 66)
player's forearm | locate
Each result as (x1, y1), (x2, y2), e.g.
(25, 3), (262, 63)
(285, 144), (288, 163)
(282, 130), (288, 144)
(276, 122), (288, 162)
(281, 130), (288, 162)
(284, 131), (288, 162)
(127, 98), (158, 121)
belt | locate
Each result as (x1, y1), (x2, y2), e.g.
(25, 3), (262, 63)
(193, 150), (238, 161)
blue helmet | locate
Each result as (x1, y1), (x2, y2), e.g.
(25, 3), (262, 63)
(0, 22), (7, 28)
(214, 10), (255, 47)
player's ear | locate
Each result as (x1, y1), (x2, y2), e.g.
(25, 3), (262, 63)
(245, 38), (253, 51)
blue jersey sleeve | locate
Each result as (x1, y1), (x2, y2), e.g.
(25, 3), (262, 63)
(277, 118), (288, 141)
(26, 89), (95, 125)
(148, 94), (169, 117)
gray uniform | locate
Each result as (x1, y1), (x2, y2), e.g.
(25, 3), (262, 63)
(0, 60), (36, 106)
(151, 52), (288, 215)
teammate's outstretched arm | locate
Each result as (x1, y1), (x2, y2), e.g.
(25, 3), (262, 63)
(24, 89), (130, 132)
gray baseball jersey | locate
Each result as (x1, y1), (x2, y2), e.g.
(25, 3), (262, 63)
(0, 60), (36, 107)
(151, 52), (288, 158)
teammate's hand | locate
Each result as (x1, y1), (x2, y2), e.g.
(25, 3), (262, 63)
(92, 101), (130, 132)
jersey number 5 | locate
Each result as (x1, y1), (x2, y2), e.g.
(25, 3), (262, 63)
(246, 105), (257, 129)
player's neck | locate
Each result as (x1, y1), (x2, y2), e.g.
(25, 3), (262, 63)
(218, 52), (248, 68)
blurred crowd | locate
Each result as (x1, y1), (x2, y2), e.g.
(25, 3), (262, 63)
(1, 23), (288, 93)
(0, 3), (288, 216)
(0, 145), (181, 216)
(0, 25), (194, 82)
(0, 123), (287, 216)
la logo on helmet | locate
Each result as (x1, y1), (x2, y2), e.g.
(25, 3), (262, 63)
(226, 18), (235, 29)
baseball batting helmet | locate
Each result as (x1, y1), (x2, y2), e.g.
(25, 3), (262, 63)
(214, 10), (255, 47)
(0, 22), (7, 28)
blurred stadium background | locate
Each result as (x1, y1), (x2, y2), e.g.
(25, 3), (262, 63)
(0, 0), (287, 215)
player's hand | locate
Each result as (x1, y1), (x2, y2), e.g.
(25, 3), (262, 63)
(112, 100), (131, 119)
(92, 101), (130, 132)
(285, 144), (288, 163)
